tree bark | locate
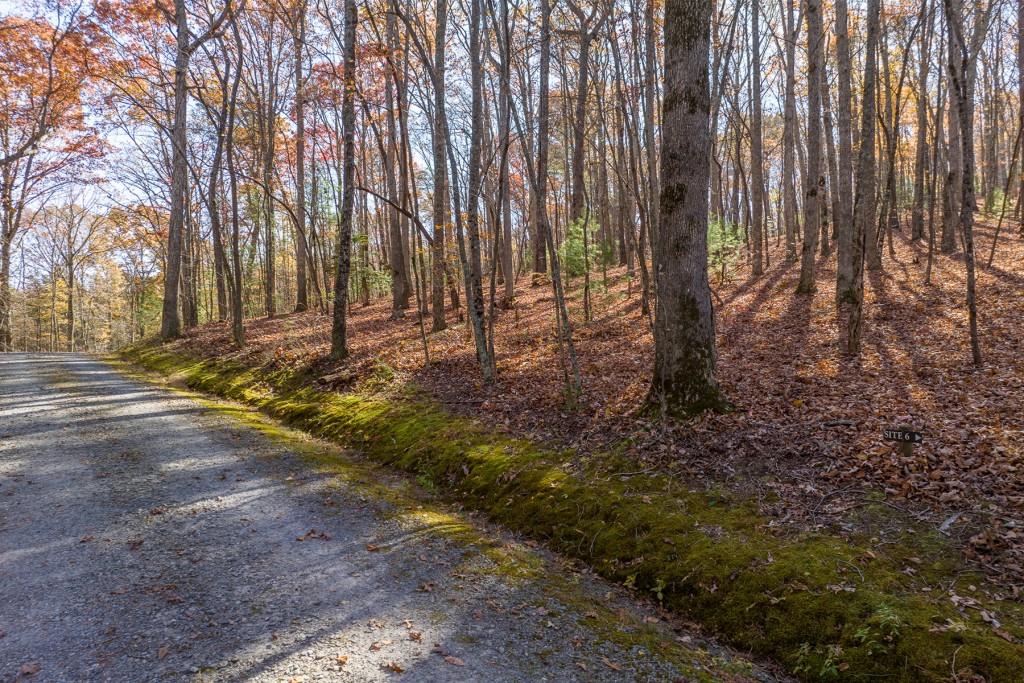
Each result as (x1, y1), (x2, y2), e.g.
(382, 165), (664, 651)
(330, 0), (356, 359)
(944, 0), (984, 366)
(797, 0), (824, 293)
(781, 0), (799, 262)
(834, 0), (855, 304)
(911, 0), (933, 241)
(293, 0), (309, 312)
(749, 0), (765, 277)
(430, 0), (448, 331)
(647, 0), (727, 418)
(844, 0), (880, 355)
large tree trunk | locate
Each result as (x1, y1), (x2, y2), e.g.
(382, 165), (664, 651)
(797, 0), (824, 293)
(647, 0), (727, 418)
(159, 0), (191, 341)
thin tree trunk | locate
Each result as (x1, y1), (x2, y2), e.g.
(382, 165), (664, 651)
(430, 0), (448, 331)
(844, 0), (880, 355)
(911, 0), (933, 241)
(834, 0), (855, 304)
(797, 0), (824, 293)
(330, 0), (356, 359)
(293, 1), (309, 312)
(750, 0), (765, 277)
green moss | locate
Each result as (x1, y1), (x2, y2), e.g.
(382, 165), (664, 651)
(114, 345), (1024, 681)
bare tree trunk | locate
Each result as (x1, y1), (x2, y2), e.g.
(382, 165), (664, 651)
(844, 0), (880, 355)
(293, 0), (309, 312)
(942, 82), (962, 253)
(462, 0), (493, 380)
(834, 0), (855, 304)
(330, 0), (356, 359)
(66, 262), (74, 352)
(822, 49), (839, 259)
(430, 0), (448, 331)
(643, 0), (658, 268)
(496, 0), (514, 306)
(1018, 0), (1024, 219)
(750, 0), (765, 277)
(159, 0), (192, 341)
(797, 0), (824, 293)
(565, 2), (604, 228)
(647, 0), (727, 418)
(227, 14), (245, 347)
(781, 0), (799, 262)
(944, 0), (984, 366)
(0, 230), (12, 351)
(911, 0), (933, 241)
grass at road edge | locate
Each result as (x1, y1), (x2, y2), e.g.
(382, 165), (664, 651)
(115, 344), (1024, 681)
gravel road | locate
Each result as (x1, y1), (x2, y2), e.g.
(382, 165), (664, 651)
(0, 353), (783, 683)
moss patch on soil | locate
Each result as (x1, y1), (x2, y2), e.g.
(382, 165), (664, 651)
(117, 344), (1024, 681)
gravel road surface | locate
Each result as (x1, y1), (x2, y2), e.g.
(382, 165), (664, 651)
(0, 353), (784, 682)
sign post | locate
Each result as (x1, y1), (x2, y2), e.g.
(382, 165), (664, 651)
(883, 424), (923, 457)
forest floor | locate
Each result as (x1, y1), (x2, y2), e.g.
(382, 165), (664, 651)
(175, 219), (1024, 591)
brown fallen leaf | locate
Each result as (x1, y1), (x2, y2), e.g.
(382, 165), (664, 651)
(19, 662), (41, 676)
(336, 655), (349, 665)
(443, 655), (465, 666)
(384, 661), (405, 673)
(409, 631), (422, 642)
(601, 656), (621, 671)
(365, 543), (381, 552)
(157, 645), (169, 660)
(79, 535), (94, 543)
(417, 582), (436, 593)
(995, 629), (1016, 643)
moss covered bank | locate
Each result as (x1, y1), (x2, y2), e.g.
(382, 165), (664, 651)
(118, 344), (1024, 681)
